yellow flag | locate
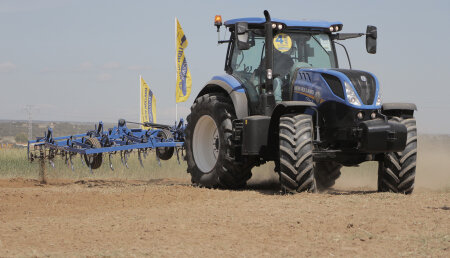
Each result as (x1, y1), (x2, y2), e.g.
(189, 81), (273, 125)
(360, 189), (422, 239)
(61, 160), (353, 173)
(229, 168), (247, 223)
(140, 76), (157, 129)
(175, 18), (192, 103)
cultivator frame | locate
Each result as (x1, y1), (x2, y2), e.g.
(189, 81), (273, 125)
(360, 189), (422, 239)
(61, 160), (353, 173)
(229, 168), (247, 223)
(27, 119), (185, 172)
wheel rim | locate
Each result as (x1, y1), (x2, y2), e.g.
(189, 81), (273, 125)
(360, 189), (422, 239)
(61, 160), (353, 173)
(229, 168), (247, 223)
(193, 115), (219, 173)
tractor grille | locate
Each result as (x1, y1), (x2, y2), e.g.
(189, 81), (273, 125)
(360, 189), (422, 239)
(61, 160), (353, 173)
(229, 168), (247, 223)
(321, 73), (345, 100)
(334, 69), (377, 105)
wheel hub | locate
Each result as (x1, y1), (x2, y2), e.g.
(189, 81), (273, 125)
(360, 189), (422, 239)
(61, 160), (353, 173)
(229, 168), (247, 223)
(193, 115), (220, 173)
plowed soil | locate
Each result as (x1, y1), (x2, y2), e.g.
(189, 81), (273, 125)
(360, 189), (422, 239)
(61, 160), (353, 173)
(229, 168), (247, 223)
(0, 177), (448, 257)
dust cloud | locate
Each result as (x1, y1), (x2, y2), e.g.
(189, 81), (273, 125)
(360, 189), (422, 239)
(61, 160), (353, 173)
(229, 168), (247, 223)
(247, 135), (450, 191)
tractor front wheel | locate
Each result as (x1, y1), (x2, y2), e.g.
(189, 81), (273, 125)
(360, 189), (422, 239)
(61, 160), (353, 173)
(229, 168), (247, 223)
(315, 161), (342, 190)
(378, 117), (417, 194)
(278, 114), (317, 193)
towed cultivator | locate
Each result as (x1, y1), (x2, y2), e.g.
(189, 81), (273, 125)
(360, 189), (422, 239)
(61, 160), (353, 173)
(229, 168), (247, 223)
(27, 119), (185, 173)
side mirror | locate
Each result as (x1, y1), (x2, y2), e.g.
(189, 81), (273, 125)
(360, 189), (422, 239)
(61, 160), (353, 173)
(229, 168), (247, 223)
(235, 22), (250, 50)
(366, 25), (377, 54)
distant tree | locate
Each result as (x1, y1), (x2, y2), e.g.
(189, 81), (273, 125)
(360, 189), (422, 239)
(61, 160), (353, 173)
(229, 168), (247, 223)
(15, 133), (28, 143)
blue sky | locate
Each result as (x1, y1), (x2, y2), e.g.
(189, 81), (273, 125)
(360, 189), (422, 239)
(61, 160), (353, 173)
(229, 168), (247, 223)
(0, 0), (449, 133)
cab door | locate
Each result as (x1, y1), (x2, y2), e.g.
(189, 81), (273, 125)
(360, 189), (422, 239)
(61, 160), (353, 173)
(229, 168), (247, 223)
(228, 32), (266, 115)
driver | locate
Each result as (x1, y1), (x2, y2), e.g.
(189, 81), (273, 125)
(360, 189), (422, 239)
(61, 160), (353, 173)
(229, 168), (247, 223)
(273, 47), (294, 78)
(253, 45), (294, 101)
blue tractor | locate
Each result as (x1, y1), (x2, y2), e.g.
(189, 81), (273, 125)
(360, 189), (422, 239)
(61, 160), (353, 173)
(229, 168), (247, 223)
(185, 11), (417, 194)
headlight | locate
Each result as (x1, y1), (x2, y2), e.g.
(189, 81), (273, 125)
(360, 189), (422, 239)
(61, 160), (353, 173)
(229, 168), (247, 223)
(375, 91), (382, 106)
(344, 81), (362, 106)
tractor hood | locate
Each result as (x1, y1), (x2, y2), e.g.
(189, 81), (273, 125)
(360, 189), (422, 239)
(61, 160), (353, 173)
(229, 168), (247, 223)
(292, 68), (381, 108)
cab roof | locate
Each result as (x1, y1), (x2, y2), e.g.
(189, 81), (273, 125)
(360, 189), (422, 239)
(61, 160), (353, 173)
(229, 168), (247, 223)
(224, 17), (342, 30)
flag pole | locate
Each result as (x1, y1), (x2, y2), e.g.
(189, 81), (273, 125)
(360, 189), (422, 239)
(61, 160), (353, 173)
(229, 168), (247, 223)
(139, 74), (141, 128)
(175, 17), (178, 123)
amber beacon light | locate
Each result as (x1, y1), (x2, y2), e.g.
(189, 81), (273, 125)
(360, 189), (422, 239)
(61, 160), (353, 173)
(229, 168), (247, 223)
(214, 15), (222, 31)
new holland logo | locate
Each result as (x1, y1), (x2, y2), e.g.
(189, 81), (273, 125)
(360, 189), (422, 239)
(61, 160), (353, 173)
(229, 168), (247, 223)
(361, 75), (367, 82)
(314, 91), (321, 103)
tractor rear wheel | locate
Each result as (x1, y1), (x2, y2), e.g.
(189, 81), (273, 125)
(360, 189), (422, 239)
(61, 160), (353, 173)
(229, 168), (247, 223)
(83, 137), (102, 169)
(315, 161), (342, 190)
(378, 117), (417, 194)
(278, 114), (317, 193)
(185, 93), (252, 189)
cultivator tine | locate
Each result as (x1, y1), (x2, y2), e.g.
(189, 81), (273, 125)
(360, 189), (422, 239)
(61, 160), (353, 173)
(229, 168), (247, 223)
(176, 148), (181, 165)
(155, 151), (161, 167)
(81, 154), (85, 166)
(83, 154), (93, 173)
(49, 159), (55, 168)
(121, 150), (129, 169)
(138, 150), (144, 168)
(143, 149), (148, 159)
(87, 157), (93, 174)
(64, 152), (68, 166)
(69, 153), (75, 171)
(108, 153), (114, 171)
(120, 151), (125, 166)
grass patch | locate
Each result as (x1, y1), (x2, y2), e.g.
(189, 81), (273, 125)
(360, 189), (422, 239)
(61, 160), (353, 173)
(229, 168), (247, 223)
(0, 149), (188, 180)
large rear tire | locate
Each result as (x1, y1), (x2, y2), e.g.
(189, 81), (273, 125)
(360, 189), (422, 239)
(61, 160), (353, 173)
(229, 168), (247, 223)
(378, 117), (417, 194)
(185, 93), (252, 189)
(278, 114), (316, 193)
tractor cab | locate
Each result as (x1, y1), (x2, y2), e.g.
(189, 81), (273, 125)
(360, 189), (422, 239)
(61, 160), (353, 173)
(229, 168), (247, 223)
(223, 18), (342, 114)
(216, 16), (376, 115)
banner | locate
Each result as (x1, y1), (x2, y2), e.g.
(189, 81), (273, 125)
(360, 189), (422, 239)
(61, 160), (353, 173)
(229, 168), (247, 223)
(175, 18), (192, 103)
(140, 76), (156, 129)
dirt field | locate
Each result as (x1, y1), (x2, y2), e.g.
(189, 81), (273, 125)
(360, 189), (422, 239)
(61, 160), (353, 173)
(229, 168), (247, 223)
(1, 137), (449, 257)
(0, 177), (448, 257)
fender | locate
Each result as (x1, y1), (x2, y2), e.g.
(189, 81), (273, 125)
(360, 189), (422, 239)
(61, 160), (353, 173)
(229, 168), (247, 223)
(196, 75), (249, 119)
(382, 103), (417, 118)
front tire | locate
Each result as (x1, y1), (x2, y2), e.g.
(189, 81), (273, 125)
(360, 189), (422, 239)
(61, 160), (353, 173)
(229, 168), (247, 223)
(185, 93), (252, 189)
(315, 161), (342, 190)
(278, 114), (316, 193)
(378, 117), (417, 194)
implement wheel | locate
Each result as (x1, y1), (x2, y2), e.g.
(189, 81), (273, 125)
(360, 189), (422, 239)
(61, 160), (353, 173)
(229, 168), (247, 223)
(83, 137), (102, 169)
(185, 93), (252, 189)
(156, 129), (175, 160)
(278, 114), (317, 193)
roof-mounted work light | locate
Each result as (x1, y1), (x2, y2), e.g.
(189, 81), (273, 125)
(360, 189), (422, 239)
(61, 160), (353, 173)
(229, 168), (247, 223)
(329, 24), (343, 32)
(271, 22), (285, 31)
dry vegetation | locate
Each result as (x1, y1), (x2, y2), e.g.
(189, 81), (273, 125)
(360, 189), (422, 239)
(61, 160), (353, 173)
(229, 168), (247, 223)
(0, 135), (449, 257)
(0, 148), (188, 181)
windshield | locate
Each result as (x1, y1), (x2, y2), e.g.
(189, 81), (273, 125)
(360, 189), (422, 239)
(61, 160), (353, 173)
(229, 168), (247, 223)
(229, 31), (337, 114)
(273, 32), (337, 72)
(230, 32), (337, 83)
